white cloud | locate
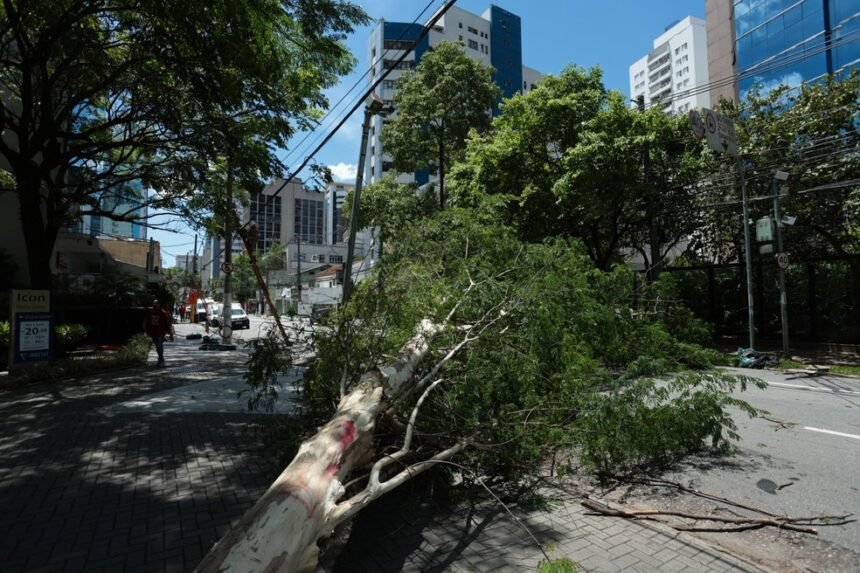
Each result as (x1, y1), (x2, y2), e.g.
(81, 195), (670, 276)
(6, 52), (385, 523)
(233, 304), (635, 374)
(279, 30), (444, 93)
(328, 162), (358, 183)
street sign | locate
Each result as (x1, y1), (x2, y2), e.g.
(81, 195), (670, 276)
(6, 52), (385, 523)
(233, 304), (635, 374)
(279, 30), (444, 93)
(776, 252), (790, 270)
(14, 313), (52, 362)
(221, 261), (233, 274)
(701, 108), (738, 157)
(688, 110), (705, 140)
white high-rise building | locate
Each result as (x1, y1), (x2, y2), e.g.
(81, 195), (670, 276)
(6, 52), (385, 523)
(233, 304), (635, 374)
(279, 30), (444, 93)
(365, 4), (542, 187)
(629, 16), (710, 114)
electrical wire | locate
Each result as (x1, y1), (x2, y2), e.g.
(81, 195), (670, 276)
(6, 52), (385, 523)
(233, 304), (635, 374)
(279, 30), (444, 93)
(277, 0), (438, 171)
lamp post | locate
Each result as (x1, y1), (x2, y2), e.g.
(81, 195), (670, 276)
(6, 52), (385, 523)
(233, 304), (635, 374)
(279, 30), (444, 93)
(772, 170), (790, 357)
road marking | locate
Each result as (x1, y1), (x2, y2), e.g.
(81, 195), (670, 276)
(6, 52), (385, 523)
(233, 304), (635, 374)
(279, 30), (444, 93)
(766, 381), (860, 397)
(804, 426), (860, 441)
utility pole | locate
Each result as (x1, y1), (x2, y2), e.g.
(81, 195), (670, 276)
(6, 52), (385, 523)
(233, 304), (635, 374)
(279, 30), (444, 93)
(295, 231), (301, 306)
(772, 171), (791, 356)
(343, 94), (385, 304)
(737, 158), (756, 350)
(636, 95), (661, 280)
(221, 168), (234, 346)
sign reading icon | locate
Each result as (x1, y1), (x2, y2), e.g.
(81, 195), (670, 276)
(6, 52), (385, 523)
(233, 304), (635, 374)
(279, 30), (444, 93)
(9, 289), (53, 367)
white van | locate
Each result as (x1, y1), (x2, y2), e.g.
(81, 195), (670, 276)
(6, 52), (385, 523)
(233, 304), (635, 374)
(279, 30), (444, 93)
(213, 302), (250, 330)
(194, 298), (216, 322)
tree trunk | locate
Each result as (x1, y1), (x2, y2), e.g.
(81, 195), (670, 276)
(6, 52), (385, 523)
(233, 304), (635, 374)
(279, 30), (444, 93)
(17, 172), (54, 289)
(196, 320), (443, 573)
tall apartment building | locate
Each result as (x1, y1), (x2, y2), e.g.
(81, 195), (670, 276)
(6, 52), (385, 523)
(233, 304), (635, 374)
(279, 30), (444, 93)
(630, 16), (711, 114)
(706, 0), (860, 102)
(324, 181), (353, 245)
(364, 4), (542, 186)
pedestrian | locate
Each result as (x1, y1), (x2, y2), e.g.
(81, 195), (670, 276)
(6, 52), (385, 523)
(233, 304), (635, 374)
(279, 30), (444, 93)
(143, 299), (175, 367)
(178, 302), (186, 323)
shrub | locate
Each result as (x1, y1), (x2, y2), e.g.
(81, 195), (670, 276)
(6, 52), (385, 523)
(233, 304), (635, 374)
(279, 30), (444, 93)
(55, 323), (89, 352)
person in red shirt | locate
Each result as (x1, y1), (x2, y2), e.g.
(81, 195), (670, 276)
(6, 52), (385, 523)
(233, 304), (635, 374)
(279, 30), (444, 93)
(143, 299), (175, 367)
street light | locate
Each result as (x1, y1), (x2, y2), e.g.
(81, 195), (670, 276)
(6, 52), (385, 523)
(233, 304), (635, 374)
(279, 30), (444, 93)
(771, 170), (790, 357)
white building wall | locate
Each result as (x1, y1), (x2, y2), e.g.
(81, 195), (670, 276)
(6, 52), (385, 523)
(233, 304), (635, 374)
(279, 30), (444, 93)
(629, 16), (710, 114)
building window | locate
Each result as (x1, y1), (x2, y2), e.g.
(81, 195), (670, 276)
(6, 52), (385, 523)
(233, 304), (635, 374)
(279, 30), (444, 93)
(468, 39), (478, 50)
(459, 22), (462, 28)
(459, 35), (463, 42)
(330, 255), (343, 264)
(383, 39), (415, 51)
(383, 59), (415, 70)
(383, 79), (397, 89)
(295, 198), (324, 245)
(468, 26), (478, 34)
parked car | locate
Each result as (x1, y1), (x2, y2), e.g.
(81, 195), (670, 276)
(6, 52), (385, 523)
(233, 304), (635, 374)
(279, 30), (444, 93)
(213, 303), (250, 330)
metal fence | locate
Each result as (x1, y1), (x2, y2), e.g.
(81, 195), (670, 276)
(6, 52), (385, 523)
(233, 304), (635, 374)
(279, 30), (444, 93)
(666, 255), (860, 344)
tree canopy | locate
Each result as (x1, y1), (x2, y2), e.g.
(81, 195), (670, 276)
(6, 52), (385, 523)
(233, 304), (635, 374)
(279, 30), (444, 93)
(450, 65), (707, 272)
(380, 41), (501, 209)
(0, 0), (368, 288)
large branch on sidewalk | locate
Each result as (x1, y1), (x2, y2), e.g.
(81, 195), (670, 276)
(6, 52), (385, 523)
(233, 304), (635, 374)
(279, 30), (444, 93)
(581, 499), (854, 534)
(196, 319), (456, 573)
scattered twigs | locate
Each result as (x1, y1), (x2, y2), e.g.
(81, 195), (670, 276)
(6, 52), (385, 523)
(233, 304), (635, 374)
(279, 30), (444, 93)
(584, 477), (856, 535)
(760, 415), (797, 431)
(629, 477), (782, 517)
(580, 499), (832, 534)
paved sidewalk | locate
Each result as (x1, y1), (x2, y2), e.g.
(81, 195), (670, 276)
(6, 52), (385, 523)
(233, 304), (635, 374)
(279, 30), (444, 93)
(0, 325), (770, 572)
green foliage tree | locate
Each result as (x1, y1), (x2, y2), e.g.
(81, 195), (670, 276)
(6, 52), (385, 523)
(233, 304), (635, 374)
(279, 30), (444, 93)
(305, 210), (762, 484)
(0, 0), (368, 289)
(231, 252), (258, 303)
(380, 41), (501, 209)
(451, 65), (708, 273)
(695, 72), (860, 263)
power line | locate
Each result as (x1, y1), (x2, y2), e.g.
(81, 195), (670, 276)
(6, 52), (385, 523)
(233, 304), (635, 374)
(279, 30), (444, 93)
(644, 27), (860, 110)
(278, 0), (438, 171)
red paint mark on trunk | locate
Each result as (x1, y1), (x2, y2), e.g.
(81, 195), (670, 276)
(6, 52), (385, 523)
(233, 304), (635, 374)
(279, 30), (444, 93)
(338, 419), (356, 450)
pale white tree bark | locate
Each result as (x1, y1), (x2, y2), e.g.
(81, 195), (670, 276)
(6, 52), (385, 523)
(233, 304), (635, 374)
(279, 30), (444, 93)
(195, 319), (468, 573)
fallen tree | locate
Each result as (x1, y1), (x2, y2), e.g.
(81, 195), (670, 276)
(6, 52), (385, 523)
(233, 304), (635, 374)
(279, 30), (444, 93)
(200, 211), (765, 572)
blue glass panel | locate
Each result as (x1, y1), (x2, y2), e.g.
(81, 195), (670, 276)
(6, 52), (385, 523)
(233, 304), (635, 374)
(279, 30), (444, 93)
(783, 4), (802, 27)
(736, 0), (753, 34)
(784, 19), (806, 46)
(751, 0), (769, 27)
(737, 34), (753, 67)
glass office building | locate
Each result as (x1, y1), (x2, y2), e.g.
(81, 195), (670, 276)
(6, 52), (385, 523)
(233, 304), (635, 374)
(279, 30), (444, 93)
(735, 0), (860, 97)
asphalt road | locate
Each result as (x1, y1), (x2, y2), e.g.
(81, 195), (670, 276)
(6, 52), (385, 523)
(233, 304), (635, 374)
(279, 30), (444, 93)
(663, 367), (860, 554)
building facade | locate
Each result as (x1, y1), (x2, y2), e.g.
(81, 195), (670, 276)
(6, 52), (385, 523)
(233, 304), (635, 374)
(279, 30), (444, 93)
(324, 182), (353, 245)
(707, 0), (860, 102)
(175, 254), (203, 273)
(734, 0), (860, 98)
(629, 16), (711, 114)
(81, 180), (148, 240)
(364, 4), (542, 186)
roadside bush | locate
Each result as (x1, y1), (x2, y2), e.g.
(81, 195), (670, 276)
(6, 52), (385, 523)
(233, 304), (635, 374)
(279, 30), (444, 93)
(2, 333), (151, 386)
(55, 323), (89, 352)
(0, 321), (9, 367)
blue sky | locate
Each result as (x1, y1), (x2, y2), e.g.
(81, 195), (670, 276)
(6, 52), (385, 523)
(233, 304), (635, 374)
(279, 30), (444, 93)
(154, 0), (706, 266)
